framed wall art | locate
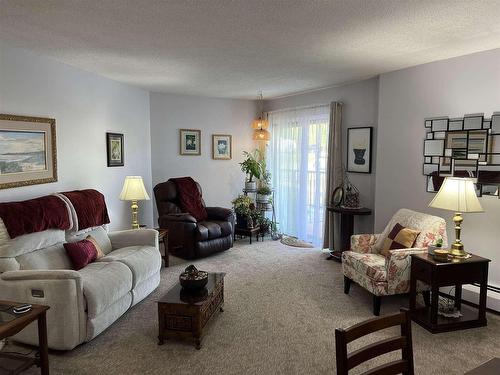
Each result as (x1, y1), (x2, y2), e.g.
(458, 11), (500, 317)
(0, 114), (57, 189)
(106, 132), (124, 167)
(347, 127), (373, 174)
(212, 134), (232, 160)
(180, 129), (201, 155)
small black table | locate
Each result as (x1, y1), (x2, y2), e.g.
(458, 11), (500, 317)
(325, 206), (372, 261)
(409, 252), (490, 333)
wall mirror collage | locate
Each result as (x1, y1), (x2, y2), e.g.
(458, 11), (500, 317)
(423, 112), (500, 198)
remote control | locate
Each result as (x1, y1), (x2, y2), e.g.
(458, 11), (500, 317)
(13, 304), (32, 314)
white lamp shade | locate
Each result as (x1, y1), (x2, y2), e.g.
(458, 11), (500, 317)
(428, 177), (483, 213)
(119, 176), (150, 201)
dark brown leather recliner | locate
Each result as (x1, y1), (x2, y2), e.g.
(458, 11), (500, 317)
(154, 179), (235, 259)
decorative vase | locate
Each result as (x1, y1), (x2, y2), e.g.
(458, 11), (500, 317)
(179, 265), (209, 290)
(245, 181), (257, 191)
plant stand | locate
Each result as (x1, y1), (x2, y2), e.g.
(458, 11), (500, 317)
(243, 188), (278, 240)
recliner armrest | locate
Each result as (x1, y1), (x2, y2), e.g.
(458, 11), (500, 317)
(161, 213), (197, 223)
(206, 207), (234, 221)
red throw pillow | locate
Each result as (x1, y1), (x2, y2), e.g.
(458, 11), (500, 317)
(64, 239), (98, 270)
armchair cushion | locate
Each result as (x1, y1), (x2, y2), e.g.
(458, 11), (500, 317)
(342, 251), (387, 282)
(380, 223), (420, 257)
(350, 234), (380, 254)
(196, 220), (232, 241)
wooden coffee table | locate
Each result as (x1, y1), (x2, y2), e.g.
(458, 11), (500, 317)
(157, 273), (225, 349)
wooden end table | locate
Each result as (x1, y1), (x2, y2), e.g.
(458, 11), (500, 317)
(158, 273), (225, 349)
(155, 228), (169, 267)
(325, 206), (372, 261)
(409, 252), (490, 333)
(0, 301), (50, 375)
(234, 226), (261, 244)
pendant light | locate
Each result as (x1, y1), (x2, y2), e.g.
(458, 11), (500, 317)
(252, 93), (270, 141)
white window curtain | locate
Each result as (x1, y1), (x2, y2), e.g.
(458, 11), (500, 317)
(267, 104), (330, 247)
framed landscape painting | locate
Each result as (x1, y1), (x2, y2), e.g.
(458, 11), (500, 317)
(347, 127), (373, 173)
(106, 132), (124, 167)
(0, 114), (57, 189)
(180, 129), (201, 155)
(212, 134), (232, 160)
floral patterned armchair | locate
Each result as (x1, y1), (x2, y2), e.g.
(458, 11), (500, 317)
(342, 208), (447, 315)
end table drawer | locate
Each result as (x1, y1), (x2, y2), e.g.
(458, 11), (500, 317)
(412, 260), (431, 281)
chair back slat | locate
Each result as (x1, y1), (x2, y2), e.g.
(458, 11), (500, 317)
(343, 312), (406, 343)
(347, 336), (407, 370)
(335, 309), (414, 375)
(360, 359), (408, 375)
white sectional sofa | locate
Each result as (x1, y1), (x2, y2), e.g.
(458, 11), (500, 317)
(0, 222), (161, 350)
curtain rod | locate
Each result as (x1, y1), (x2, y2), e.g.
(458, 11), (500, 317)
(265, 103), (330, 115)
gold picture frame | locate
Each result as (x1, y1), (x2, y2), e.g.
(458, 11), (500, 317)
(0, 114), (57, 189)
(179, 129), (201, 155)
(212, 134), (232, 160)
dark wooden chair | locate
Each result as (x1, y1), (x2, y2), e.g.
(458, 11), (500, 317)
(335, 309), (414, 375)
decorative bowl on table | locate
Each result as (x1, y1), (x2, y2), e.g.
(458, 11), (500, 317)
(179, 265), (209, 290)
(433, 249), (450, 262)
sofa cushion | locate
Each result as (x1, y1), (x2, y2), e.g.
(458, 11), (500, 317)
(98, 246), (161, 287)
(66, 226), (112, 255)
(64, 240), (98, 270)
(16, 243), (73, 270)
(0, 219), (66, 258)
(342, 251), (387, 282)
(197, 221), (231, 241)
(78, 261), (133, 318)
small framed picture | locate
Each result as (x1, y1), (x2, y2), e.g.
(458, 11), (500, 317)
(106, 132), (124, 167)
(180, 129), (201, 155)
(212, 134), (232, 160)
(347, 127), (373, 174)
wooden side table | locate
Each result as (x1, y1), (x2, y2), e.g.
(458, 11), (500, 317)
(155, 228), (169, 268)
(0, 301), (50, 375)
(234, 226), (261, 244)
(409, 253), (490, 333)
(325, 206), (372, 261)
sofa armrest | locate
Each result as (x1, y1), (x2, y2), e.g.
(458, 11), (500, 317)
(160, 213), (197, 223)
(108, 228), (158, 250)
(1, 269), (81, 281)
(206, 207), (234, 221)
(385, 247), (428, 294)
(0, 269), (86, 350)
(350, 234), (380, 254)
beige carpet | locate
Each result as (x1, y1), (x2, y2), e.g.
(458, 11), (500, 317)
(14, 241), (500, 374)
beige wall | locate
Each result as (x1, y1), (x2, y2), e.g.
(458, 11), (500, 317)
(149, 92), (257, 225)
(376, 48), (500, 309)
(0, 41), (153, 230)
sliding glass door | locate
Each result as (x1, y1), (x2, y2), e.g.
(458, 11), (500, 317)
(267, 105), (330, 247)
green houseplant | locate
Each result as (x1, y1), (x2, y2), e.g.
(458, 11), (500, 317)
(240, 150), (262, 190)
(231, 195), (253, 228)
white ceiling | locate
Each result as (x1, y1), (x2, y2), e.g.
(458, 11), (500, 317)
(1, 1), (500, 99)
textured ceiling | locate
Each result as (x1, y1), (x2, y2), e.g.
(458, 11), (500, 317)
(1, 1), (500, 99)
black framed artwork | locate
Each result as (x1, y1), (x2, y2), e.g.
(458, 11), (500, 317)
(347, 127), (373, 174)
(106, 132), (124, 167)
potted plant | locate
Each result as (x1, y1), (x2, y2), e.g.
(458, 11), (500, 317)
(259, 217), (272, 235)
(231, 195), (253, 228)
(428, 237), (443, 255)
(256, 185), (272, 203)
(240, 150), (262, 191)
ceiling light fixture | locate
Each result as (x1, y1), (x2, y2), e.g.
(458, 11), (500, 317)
(252, 92), (270, 141)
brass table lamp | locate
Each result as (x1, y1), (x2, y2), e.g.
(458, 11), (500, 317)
(428, 177), (483, 258)
(119, 176), (150, 229)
